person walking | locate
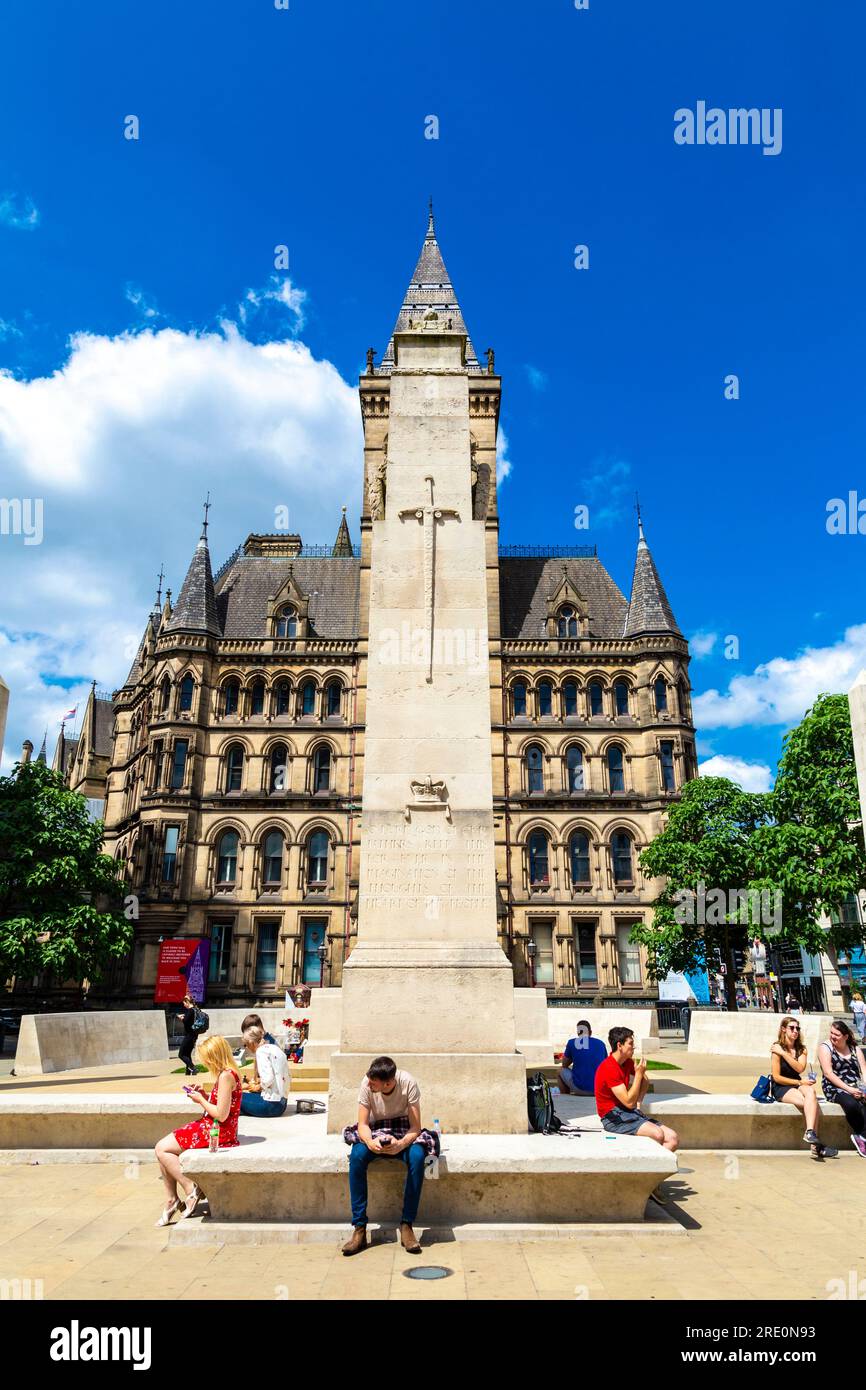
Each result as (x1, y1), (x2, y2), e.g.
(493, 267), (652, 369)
(240, 1024), (289, 1118)
(850, 993), (866, 1044)
(818, 1019), (866, 1157)
(176, 993), (198, 1076)
(770, 1016), (825, 1156)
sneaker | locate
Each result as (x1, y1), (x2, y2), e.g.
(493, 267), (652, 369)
(803, 1129), (819, 1145)
(810, 1144), (824, 1160)
(851, 1135), (866, 1158)
(818, 1145), (838, 1158)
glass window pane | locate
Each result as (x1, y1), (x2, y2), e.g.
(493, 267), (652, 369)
(308, 831), (328, 883)
(607, 746), (624, 793)
(538, 682), (552, 716)
(512, 683), (527, 717)
(208, 921), (233, 984)
(589, 682), (603, 716)
(302, 682), (316, 716)
(326, 683), (341, 716)
(616, 923), (642, 984)
(577, 923), (598, 983)
(270, 745), (287, 792)
(179, 676), (194, 712)
(563, 682), (578, 716)
(566, 746), (584, 792)
(654, 677), (668, 713)
(570, 832), (590, 885)
(263, 832), (283, 884)
(217, 831), (239, 883)
(612, 832), (633, 883)
(170, 740), (188, 789)
(529, 831), (549, 885)
(276, 682), (290, 715)
(531, 922), (554, 983)
(251, 681), (265, 716)
(614, 681), (629, 716)
(660, 740), (675, 792)
(255, 922), (279, 984)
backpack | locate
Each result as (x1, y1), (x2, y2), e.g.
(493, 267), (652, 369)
(191, 1008), (209, 1034)
(527, 1071), (563, 1134)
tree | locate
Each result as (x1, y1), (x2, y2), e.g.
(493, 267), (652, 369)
(0, 760), (132, 995)
(754, 692), (866, 957)
(633, 777), (773, 1010)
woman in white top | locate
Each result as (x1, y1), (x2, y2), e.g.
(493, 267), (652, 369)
(851, 993), (866, 1043)
(240, 1025), (289, 1118)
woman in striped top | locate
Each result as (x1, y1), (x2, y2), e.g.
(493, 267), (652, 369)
(818, 1019), (866, 1158)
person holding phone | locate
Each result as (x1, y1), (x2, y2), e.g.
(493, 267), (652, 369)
(818, 1018), (866, 1157)
(770, 1016), (825, 1156)
(176, 993), (198, 1076)
(342, 1056), (425, 1258)
(594, 1027), (678, 1155)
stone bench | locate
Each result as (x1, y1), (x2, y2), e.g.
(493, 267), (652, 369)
(642, 1094), (850, 1149)
(0, 1093), (196, 1149)
(179, 1131), (676, 1226)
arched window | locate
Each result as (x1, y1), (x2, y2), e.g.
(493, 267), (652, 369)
(160, 676), (171, 712)
(677, 678), (689, 719)
(276, 606), (298, 638)
(307, 830), (329, 886)
(275, 680), (291, 716)
(526, 744), (545, 794)
(614, 681), (629, 717)
(528, 830), (550, 887)
(563, 681), (578, 717)
(300, 680), (317, 717)
(325, 681), (342, 718)
(660, 740), (676, 792)
(225, 744), (244, 793)
(654, 677), (668, 714)
(250, 679), (265, 717)
(588, 680), (604, 717)
(511, 681), (527, 718)
(216, 830), (239, 884)
(607, 744), (625, 793)
(262, 830), (284, 886)
(223, 680), (240, 716)
(269, 743), (288, 793)
(179, 675), (194, 712)
(313, 745), (331, 793)
(570, 831), (591, 886)
(611, 831), (634, 885)
(565, 745), (584, 792)
(558, 605), (578, 638)
(538, 681), (553, 717)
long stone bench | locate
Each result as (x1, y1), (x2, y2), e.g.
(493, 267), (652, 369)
(179, 1131), (677, 1225)
(642, 1094), (850, 1149)
(0, 1094), (195, 1149)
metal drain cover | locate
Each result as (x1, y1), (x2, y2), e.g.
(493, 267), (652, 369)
(403, 1265), (453, 1281)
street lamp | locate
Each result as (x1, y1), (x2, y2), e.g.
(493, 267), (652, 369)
(317, 940), (329, 988)
(527, 937), (537, 988)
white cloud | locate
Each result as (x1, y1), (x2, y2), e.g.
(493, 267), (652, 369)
(0, 192), (39, 230)
(0, 288), (363, 773)
(689, 630), (717, 658)
(693, 623), (866, 729)
(496, 425), (512, 483)
(124, 283), (159, 320)
(0, 318), (22, 340)
(524, 364), (547, 391)
(698, 754), (773, 793)
(579, 456), (633, 528)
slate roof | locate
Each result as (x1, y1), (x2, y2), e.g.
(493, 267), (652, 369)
(498, 556), (628, 640)
(622, 525), (681, 637)
(379, 206), (481, 373)
(164, 537), (220, 637)
(215, 555), (361, 639)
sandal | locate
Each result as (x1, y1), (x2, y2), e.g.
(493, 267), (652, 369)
(179, 1185), (201, 1218)
(155, 1198), (182, 1227)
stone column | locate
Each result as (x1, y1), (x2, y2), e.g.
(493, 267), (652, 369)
(850, 670), (866, 832)
(327, 321), (526, 1133)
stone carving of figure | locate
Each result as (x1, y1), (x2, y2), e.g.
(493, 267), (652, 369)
(367, 459), (387, 520)
(485, 346), (495, 375)
(366, 347), (377, 374)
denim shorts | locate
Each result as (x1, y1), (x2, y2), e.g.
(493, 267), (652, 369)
(601, 1105), (653, 1136)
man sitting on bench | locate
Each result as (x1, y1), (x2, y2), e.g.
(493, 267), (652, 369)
(595, 1026), (679, 1154)
(343, 1056), (425, 1257)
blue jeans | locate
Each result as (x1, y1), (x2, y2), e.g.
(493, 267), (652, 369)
(240, 1093), (287, 1118)
(348, 1141), (426, 1227)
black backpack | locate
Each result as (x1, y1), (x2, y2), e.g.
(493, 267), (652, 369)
(527, 1071), (563, 1134)
(191, 1008), (209, 1034)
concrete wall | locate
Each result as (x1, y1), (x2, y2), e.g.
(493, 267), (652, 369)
(205, 989), (342, 1052)
(14, 1010), (169, 1075)
(688, 1010), (836, 1059)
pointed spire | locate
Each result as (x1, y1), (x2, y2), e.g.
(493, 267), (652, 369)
(623, 514), (681, 638)
(165, 518), (221, 638)
(36, 729), (47, 764)
(161, 587), (173, 625)
(154, 564), (165, 612)
(379, 203), (480, 372)
(332, 506), (353, 557)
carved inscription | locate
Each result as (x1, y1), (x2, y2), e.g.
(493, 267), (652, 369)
(361, 819), (491, 915)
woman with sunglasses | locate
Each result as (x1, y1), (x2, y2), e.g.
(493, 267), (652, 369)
(818, 1018), (866, 1157)
(770, 1016), (824, 1156)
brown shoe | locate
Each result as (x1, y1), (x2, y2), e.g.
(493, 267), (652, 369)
(342, 1226), (368, 1256)
(400, 1222), (421, 1253)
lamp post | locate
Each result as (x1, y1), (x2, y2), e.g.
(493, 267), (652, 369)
(527, 936), (537, 988)
(317, 940), (329, 988)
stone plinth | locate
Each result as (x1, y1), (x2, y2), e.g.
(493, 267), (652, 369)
(687, 1010), (836, 1059)
(14, 1010), (169, 1075)
(643, 1094), (849, 1150)
(0, 1092), (190, 1147)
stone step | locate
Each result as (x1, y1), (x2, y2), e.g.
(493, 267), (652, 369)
(289, 1077), (328, 1092)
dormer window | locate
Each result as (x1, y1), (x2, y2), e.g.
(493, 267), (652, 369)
(558, 605), (578, 638)
(276, 606), (298, 638)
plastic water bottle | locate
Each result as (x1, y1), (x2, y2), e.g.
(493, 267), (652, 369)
(208, 1122), (219, 1154)
(426, 1118), (442, 1180)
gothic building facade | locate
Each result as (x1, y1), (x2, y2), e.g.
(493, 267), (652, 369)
(96, 211), (695, 1008)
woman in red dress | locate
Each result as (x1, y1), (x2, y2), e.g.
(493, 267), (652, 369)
(154, 1034), (242, 1226)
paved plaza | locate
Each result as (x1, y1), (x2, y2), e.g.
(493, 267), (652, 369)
(1, 1046), (863, 1302)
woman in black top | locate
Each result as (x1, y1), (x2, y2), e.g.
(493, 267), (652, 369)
(177, 993), (198, 1076)
(770, 1016), (823, 1154)
(819, 1019), (866, 1158)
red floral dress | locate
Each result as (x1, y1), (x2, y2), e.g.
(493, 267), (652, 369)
(174, 1069), (242, 1151)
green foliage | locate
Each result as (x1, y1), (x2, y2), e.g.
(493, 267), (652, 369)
(634, 694), (866, 995)
(0, 760), (131, 986)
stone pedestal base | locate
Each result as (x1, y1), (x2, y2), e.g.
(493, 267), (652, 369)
(327, 1050), (528, 1134)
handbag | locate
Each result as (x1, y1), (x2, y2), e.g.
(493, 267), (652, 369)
(751, 1074), (774, 1104)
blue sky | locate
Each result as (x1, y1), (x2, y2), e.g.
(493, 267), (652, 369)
(1, 0), (864, 781)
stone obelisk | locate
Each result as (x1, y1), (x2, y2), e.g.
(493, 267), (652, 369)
(327, 312), (526, 1133)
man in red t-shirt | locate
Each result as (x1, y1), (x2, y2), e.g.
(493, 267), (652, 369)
(595, 1027), (678, 1152)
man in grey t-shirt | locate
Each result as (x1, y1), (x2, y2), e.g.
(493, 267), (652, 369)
(343, 1055), (425, 1257)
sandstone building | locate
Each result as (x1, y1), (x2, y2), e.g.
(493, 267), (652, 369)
(92, 210), (696, 1007)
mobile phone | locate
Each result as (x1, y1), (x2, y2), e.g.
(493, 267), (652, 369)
(379, 1135), (392, 1146)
